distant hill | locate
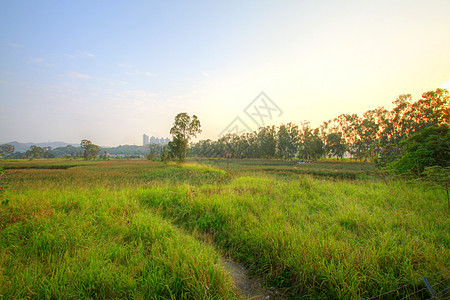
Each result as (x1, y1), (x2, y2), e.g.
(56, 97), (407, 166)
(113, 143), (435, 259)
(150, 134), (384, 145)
(1, 141), (159, 158)
(3, 141), (79, 153)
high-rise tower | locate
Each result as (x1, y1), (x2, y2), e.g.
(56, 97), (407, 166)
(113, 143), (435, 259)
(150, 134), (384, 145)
(143, 134), (149, 145)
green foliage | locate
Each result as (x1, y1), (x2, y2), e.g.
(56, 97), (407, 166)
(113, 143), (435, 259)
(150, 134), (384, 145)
(169, 113), (201, 162)
(160, 145), (170, 162)
(326, 132), (346, 159)
(0, 144), (15, 159)
(387, 124), (449, 177)
(105, 145), (149, 157)
(168, 134), (188, 162)
(421, 166), (450, 186)
(146, 143), (163, 160)
(256, 126), (277, 158)
(277, 123), (298, 159)
(25, 145), (44, 160)
(189, 88), (449, 164)
(80, 139), (101, 160)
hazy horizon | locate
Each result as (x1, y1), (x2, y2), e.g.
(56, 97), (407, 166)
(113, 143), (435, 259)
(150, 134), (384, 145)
(1, 0), (449, 147)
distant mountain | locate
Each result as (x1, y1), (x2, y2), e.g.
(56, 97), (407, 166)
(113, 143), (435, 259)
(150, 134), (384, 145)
(3, 141), (79, 153)
(1, 141), (156, 158)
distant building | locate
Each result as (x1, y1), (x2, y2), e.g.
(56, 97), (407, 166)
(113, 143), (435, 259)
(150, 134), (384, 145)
(143, 133), (170, 146)
(150, 136), (170, 146)
(143, 134), (149, 146)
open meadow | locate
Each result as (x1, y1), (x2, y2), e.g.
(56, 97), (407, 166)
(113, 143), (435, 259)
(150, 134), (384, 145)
(0, 159), (448, 299)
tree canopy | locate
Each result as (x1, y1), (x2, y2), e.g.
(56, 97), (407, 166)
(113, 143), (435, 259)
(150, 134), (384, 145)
(189, 88), (449, 163)
(80, 140), (101, 160)
(387, 124), (449, 176)
(0, 144), (15, 159)
(168, 113), (202, 162)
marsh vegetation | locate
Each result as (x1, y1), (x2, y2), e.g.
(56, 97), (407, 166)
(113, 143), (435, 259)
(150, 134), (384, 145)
(0, 159), (448, 299)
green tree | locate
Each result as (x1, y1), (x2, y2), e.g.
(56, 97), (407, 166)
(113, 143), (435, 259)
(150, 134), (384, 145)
(43, 146), (55, 158)
(169, 113), (202, 162)
(309, 129), (325, 160)
(326, 132), (346, 159)
(255, 126), (277, 158)
(387, 124), (449, 176)
(277, 124), (291, 159)
(277, 123), (299, 159)
(334, 114), (361, 159)
(146, 144), (163, 160)
(0, 144), (15, 159)
(160, 145), (171, 162)
(26, 145), (44, 160)
(409, 88), (449, 132)
(80, 139), (101, 160)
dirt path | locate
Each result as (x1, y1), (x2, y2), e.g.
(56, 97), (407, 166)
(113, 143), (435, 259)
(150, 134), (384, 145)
(222, 258), (283, 299)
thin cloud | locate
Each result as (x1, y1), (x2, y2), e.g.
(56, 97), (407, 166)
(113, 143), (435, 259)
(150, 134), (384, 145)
(66, 51), (95, 59)
(7, 42), (24, 48)
(67, 72), (91, 79)
(30, 57), (44, 63)
(81, 51), (94, 57)
(119, 64), (154, 77)
(30, 57), (53, 66)
(124, 70), (155, 76)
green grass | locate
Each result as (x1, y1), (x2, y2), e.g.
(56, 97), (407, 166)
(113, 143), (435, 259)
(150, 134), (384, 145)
(0, 158), (101, 170)
(139, 176), (449, 298)
(0, 159), (448, 299)
(190, 157), (375, 180)
(0, 162), (238, 299)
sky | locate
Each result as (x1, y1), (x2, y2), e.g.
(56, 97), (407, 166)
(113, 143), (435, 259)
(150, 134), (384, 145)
(1, 0), (449, 147)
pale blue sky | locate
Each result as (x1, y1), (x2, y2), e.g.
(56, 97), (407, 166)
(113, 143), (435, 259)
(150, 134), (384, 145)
(1, 0), (449, 146)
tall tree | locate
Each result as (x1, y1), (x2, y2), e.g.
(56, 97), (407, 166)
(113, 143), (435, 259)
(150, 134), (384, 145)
(26, 145), (44, 159)
(326, 132), (346, 159)
(169, 113), (201, 162)
(257, 126), (277, 158)
(277, 124), (291, 159)
(409, 88), (449, 132)
(379, 94), (414, 163)
(277, 123), (299, 159)
(334, 114), (361, 159)
(80, 140), (101, 160)
(0, 144), (15, 159)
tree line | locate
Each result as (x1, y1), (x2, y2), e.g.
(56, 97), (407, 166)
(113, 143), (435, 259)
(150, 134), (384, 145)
(1, 88), (448, 167)
(189, 88), (449, 166)
(0, 140), (158, 160)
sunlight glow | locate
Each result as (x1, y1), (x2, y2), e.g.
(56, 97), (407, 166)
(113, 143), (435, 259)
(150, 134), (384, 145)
(440, 80), (450, 92)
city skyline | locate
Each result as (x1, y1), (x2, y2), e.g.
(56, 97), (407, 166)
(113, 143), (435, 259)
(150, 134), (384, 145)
(143, 134), (170, 146)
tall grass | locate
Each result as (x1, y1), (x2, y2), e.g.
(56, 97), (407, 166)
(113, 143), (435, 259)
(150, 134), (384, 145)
(1, 159), (448, 299)
(0, 162), (238, 299)
(139, 174), (449, 298)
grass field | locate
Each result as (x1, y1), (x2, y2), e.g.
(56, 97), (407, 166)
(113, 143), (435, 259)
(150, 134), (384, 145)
(0, 159), (448, 299)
